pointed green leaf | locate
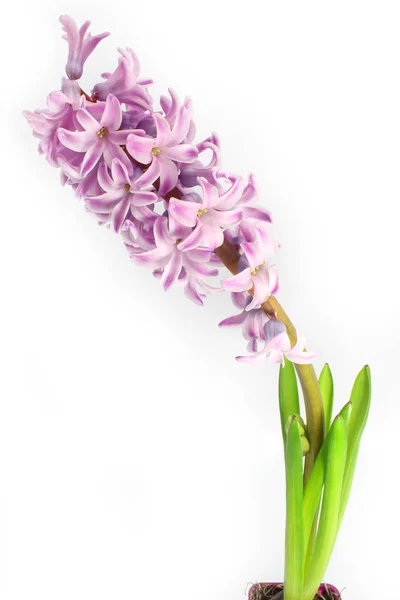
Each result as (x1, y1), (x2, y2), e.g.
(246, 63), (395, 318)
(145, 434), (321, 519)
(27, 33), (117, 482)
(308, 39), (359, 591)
(303, 400), (352, 557)
(279, 361), (301, 446)
(337, 365), (371, 528)
(284, 416), (305, 600)
(319, 363), (334, 435)
(303, 415), (348, 600)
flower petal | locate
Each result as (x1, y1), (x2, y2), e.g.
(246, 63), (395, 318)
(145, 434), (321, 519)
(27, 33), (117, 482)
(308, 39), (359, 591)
(218, 176), (246, 210)
(153, 217), (173, 249)
(132, 247), (169, 266)
(81, 138), (103, 177)
(154, 113), (171, 147)
(242, 206), (272, 222)
(135, 158), (161, 188)
(161, 251), (183, 290)
(163, 144), (198, 163)
(158, 157), (178, 195)
(176, 224), (204, 252)
(168, 198), (199, 228)
(218, 312), (247, 327)
(111, 158), (130, 187)
(184, 278), (207, 306)
(241, 242), (265, 269)
(85, 193), (122, 213)
(212, 208), (243, 228)
(131, 190), (158, 206)
(170, 105), (191, 145)
(101, 94), (122, 130)
(57, 128), (93, 152)
(97, 160), (116, 193)
(199, 178), (220, 208)
(126, 132), (154, 164)
(222, 269), (252, 292)
(111, 197), (130, 232)
(76, 108), (100, 133)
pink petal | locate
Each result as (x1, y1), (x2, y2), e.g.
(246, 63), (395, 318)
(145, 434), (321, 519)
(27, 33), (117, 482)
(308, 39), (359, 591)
(103, 141), (133, 174)
(222, 269), (252, 292)
(246, 270), (271, 311)
(158, 157), (178, 195)
(236, 351), (269, 364)
(196, 222), (224, 250)
(111, 158), (130, 187)
(111, 197), (130, 233)
(168, 198), (199, 228)
(218, 177), (246, 210)
(212, 208), (243, 228)
(242, 206), (272, 222)
(80, 31), (110, 64)
(153, 217), (174, 249)
(184, 278), (206, 306)
(135, 159), (161, 188)
(76, 108), (100, 133)
(268, 350), (285, 365)
(126, 132), (154, 164)
(284, 332), (318, 365)
(184, 257), (218, 278)
(109, 129), (131, 145)
(161, 251), (183, 290)
(132, 247), (169, 266)
(185, 248), (213, 263)
(81, 138), (103, 177)
(177, 225), (204, 252)
(57, 128), (93, 152)
(163, 144), (198, 163)
(85, 194), (121, 213)
(101, 94), (122, 130)
(97, 160), (116, 193)
(154, 113), (171, 147)
(199, 178), (220, 208)
(218, 312), (247, 327)
(170, 106), (191, 145)
(285, 350), (318, 365)
(131, 190), (158, 206)
(241, 242), (265, 269)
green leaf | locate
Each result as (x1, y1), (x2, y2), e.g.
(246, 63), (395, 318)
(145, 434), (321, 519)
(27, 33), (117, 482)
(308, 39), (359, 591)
(284, 416), (305, 600)
(319, 363), (334, 435)
(302, 400), (352, 558)
(279, 361), (301, 446)
(337, 365), (371, 529)
(302, 415), (348, 600)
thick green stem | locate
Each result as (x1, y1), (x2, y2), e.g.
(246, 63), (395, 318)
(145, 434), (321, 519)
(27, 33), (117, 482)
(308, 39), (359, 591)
(215, 240), (325, 482)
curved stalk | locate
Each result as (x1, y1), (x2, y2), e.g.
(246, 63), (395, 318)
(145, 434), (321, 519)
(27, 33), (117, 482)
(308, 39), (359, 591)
(215, 239), (325, 481)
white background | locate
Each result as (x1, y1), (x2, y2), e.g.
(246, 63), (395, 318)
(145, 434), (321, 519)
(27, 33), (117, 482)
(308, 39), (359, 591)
(1, 1), (399, 599)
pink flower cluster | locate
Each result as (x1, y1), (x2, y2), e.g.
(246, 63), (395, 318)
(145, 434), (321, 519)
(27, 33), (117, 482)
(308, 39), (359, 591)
(24, 16), (317, 366)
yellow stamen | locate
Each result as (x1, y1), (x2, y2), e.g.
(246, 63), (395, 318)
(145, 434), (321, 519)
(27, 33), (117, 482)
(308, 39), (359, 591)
(197, 208), (208, 217)
(124, 184), (131, 192)
(151, 146), (161, 156)
(97, 127), (108, 138)
(250, 261), (265, 276)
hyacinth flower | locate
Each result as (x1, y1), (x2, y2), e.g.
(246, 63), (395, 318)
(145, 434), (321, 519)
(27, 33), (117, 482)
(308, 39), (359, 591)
(57, 93), (133, 177)
(60, 15), (110, 80)
(219, 291), (269, 353)
(222, 223), (279, 310)
(236, 320), (318, 365)
(169, 177), (244, 251)
(85, 159), (158, 232)
(126, 110), (198, 194)
(25, 16), (372, 600)
(130, 215), (219, 293)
